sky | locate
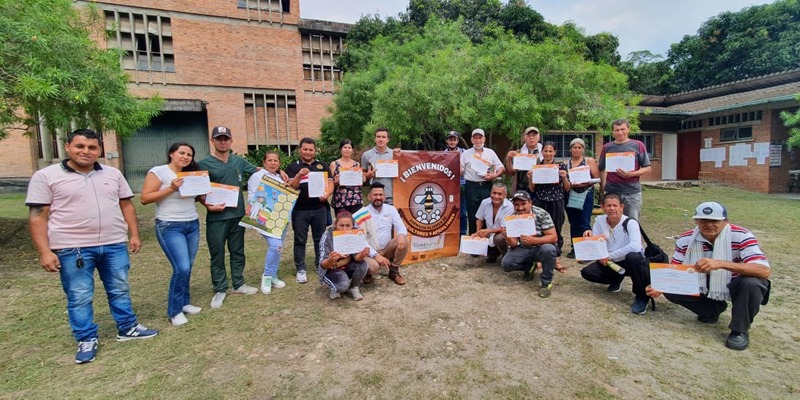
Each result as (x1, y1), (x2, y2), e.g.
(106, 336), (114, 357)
(299, 0), (775, 58)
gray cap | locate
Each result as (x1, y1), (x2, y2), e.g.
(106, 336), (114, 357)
(471, 128), (485, 137)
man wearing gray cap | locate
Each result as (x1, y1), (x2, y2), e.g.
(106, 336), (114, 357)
(505, 126), (543, 197)
(461, 128), (504, 235)
(646, 201), (771, 351)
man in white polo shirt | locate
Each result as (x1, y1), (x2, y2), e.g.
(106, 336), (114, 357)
(461, 128), (504, 235)
(26, 129), (158, 365)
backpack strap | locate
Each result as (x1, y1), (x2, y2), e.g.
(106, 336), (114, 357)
(622, 217), (655, 247)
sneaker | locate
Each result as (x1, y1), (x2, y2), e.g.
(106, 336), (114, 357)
(607, 280), (623, 293)
(523, 265), (535, 281)
(170, 313), (188, 326)
(210, 292), (227, 309)
(347, 286), (364, 301)
(329, 287), (341, 299)
(725, 331), (749, 351)
(182, 304), (202, 315)
(75, 338), (98, 364)
(116, 323), (158, 341)
(233, 284), (258, 295)
(261, 276), (273, 294)
(296, 270), (308, 284)
(538, 283), (553, 298)
(271, 277), (286, 288)
(631, 297), (649, 315)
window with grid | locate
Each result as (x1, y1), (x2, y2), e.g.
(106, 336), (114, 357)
(238, 0), (290, 12)
(302, 33), (343, 82)
(104, 10), (175, 72)
(720, 126), (753, 142)
(541, 133), (595, 158)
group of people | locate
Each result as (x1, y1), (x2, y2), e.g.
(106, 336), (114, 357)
(26, 120), (772, 365)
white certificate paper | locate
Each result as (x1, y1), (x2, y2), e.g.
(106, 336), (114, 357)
(460, 236), (489, 256)
(470, 155), (490, 176)
(504, 215), (538, 237)
(568, 166), (592, 184)
(375, 160), (399, 178)
(606, 152), (636, 172)
(532, 164), (560, 184)
(339, 169), (363, 186)
(206, 183), (239, 208)
(512, 154), (538, 171)
(572, 237), (609, 261)
(332, 230), (369, 255)
(650, 263), (701, 295)
(176, 171), (212, 197)
(306, 171), (327, 197)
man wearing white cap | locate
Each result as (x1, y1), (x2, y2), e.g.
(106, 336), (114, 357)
(461, 128), (504, 235)
(505, 126), (543, 197)
(646, 201), (771, 351)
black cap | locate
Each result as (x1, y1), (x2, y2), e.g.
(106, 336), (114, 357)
(446, 131), (460, 139)
(211, 126), (232, 139)
(511, 191), (531, 202)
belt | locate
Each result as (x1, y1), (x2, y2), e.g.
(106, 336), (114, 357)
(466, 180), (490, 186)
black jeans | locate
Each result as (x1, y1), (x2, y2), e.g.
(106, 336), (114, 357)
(291, 207), (328, 272)
(580, 252), (649, 298)
(465, 180), (492, 235)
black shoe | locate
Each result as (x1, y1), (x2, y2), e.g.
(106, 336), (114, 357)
(523, 266), (535, 281)
(607, 280), (623, 293)
(566, 250), (575, 259)
(725, 331), (749, 351)
(631, 297), (648, 315)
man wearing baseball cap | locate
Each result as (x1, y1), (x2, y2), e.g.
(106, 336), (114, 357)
(499, 190), (560, 298)
(504, 126), (543, 197)
(646, 201), (771, 351)
(461, 128), (505, 235)
(443, 131), (468, 235)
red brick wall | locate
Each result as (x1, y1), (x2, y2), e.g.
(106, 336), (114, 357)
(95, 0), (300, 25)
(0, 130), (38, 178)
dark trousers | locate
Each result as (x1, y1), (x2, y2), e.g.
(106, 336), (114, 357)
(501, 244), (557, 285)
(466, 181), (492, 235)
(664, 276), (769, 333)
(534, 198), (566, 256)
(488, 232), (509, 260)
(459, 185), (467, 236)
(580, 252), (649, 298)
(291, 207), (328, 273)
(206, 217), (246, 293)
(565, 188), (594, 247)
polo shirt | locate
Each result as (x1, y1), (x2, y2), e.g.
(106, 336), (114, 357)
(198, 153), (257, 221)
(25, 160), (133, 249)
(361, 147), (394, 199)
(461, 147), (503, 182)
(285, 159), (331, 210)
(598, 139), (651, 194)
(672, 224), (770, 270)
(475, 197), (514, 229)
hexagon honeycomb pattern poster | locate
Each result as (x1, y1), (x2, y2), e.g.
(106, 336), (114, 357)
(239, 176), (299, 238)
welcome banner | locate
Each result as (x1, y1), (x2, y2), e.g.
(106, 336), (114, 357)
(394, 151), (461, 265)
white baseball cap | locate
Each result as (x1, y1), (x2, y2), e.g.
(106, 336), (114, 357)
(692, 201), (728, 220)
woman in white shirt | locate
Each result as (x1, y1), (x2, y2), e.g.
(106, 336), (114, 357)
(141, 142), (202, 326)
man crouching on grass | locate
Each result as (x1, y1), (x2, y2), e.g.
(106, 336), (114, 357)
(646, 201), (771, 351)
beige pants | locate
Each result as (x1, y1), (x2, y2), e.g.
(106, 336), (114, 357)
(365, 237), (409, 274)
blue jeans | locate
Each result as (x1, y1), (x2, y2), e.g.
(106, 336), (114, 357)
(55, 243), (138, 342)
(155, 219), (200, 318)
(262, 228), (287, 277)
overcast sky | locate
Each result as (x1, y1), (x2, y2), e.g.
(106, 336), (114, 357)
(299, 0), (775, 58)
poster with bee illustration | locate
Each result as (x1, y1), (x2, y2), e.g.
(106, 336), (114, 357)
(239, 176), (299, 238)
(395, 151), (461, 265)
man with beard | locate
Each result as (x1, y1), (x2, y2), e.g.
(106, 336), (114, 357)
(359, 182), (409, 285)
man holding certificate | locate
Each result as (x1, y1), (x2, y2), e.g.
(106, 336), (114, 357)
(579, 193), (651, 315)
(473, 183), (514, 263)
(500, 191), (559, 298)
(461, 128), (505, 235)
(318, 212), (371, 301)
(504, 126), (543, 198)
(598, 119), (651, 221)
(360, 182), (409, 285)
(646, 202), (771, 351)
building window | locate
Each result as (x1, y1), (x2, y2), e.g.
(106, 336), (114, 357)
(238, 0), (290, 13)
(602, 134), (654, 158)
(302, 33), (344, 88)
(708, 110), (761, 127)
(244, 92), (298, 152)
(681, 119), (703, 130)
(104, 10), (175, 72)
(541, 133), (595, 158)
(720, 126), (753, 142)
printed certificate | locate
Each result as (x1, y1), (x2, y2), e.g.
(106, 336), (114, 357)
(206, 183), (239, 208)
(606, 152), (636, 172)
(307, 171), (328, 197)
(332, 229), (369, 255)
(512, 154), (538, 171)
(504, 214), (538, 237)
(568, 166), (592, 184)
(339, 168), (363, 186)
(532, 164), (560, 184)
(650, 263), (701, 295)
(470, 155), (491, 176)
(375, 160), (399, 178)
(459, 236), (489, 256)
(176, 171), (212, 197)
(572, 236), (609, 261)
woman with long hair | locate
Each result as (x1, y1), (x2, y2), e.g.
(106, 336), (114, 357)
(330, 139), (364, 216)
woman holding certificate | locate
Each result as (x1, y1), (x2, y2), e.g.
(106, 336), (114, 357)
(330, 139), (364, 216)
(141, 142), (203, 326)
(527, 142), (569, 262)
(564, 138), (600, 259)
(317, 211), (370, 301)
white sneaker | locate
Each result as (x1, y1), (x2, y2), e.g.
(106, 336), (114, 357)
(347, 286), (364, 301)
(233, 284), (258, 295)
(182, 304), (202, 315)
(210, 292), (226, 309)
(271, 277), (286, 288)
(329, 287), (341, 299)
(170, 312), (188, 326)
(296, 270), (308, 283)
(261, 276), (272, 294)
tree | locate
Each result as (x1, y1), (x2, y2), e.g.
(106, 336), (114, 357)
(322, 19), (636, 152)
(618, 51), (674, 95)
(780, 95), (800, 149)
(0, 0), (162, 140)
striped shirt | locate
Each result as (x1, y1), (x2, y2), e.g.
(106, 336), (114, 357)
(672, 224), (770, 276)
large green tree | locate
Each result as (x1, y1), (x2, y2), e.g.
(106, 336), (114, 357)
(780, 95), (800, 149)
(0, 0), (161, 140)
(321, 19), (636, 151)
